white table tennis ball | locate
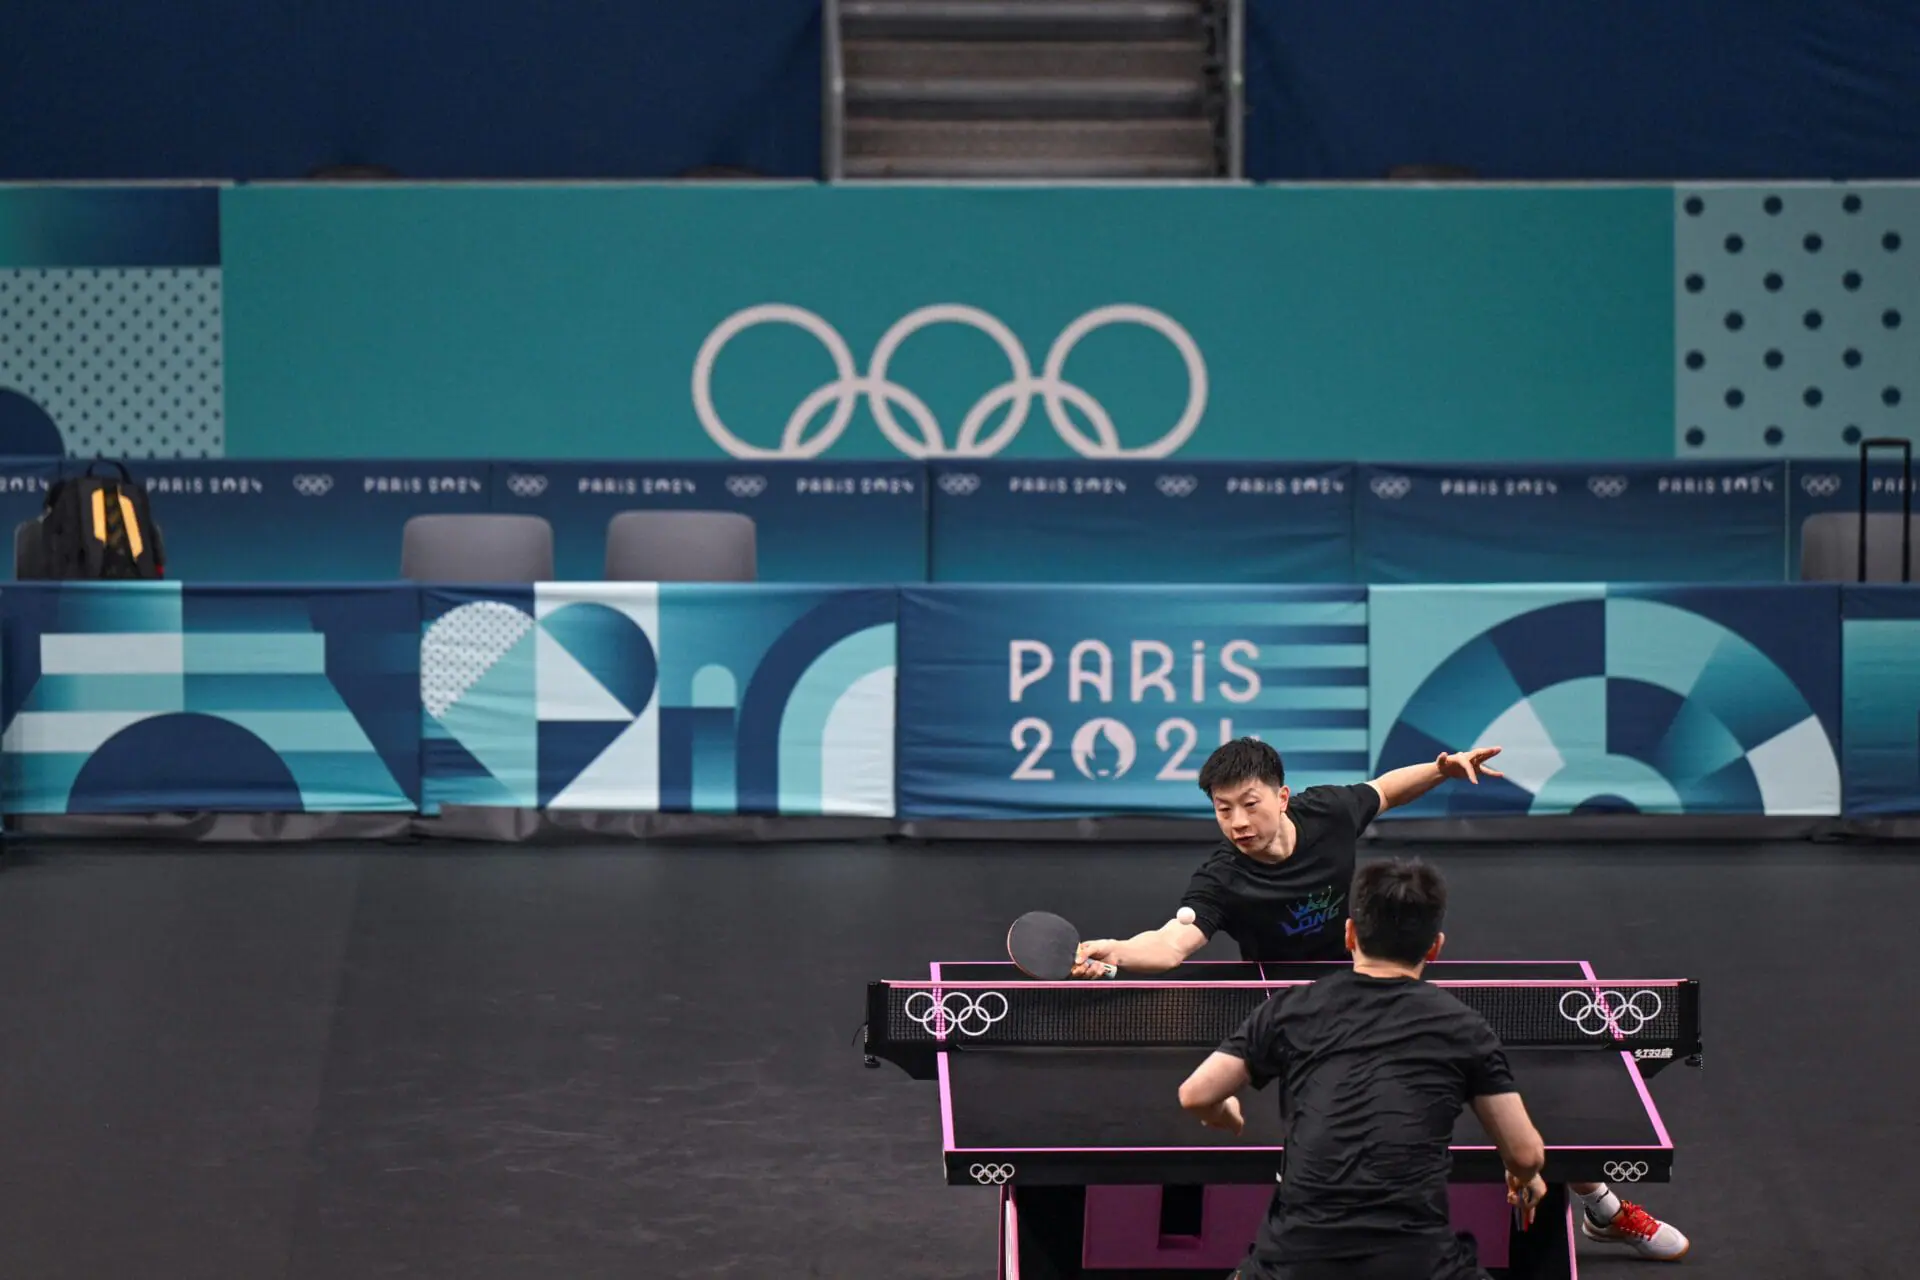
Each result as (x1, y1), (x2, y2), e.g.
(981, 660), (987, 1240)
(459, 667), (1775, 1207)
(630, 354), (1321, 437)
(1177, 907), (1196, 925)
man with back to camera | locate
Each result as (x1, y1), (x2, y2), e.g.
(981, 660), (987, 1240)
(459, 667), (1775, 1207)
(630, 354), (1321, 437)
(1175, 857), (1544, 1280)
(1074, 738), (1689, 1262)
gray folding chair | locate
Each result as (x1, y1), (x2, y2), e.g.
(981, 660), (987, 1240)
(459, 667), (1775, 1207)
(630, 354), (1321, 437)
(14, 519), (42, 579)
(401, 514), (555, 583)
(604, 511), (757, 582)
(1800, 436), (1914, 583)
(1800, 513), (1916, 582)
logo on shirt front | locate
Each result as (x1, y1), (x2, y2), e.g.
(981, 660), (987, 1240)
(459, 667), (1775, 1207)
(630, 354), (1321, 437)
(1283, 885), (1345, 937)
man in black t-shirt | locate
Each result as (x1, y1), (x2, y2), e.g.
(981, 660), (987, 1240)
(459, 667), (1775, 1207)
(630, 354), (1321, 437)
(1176, 858), (1548, 1280)
(1074, 738), (1691, 1263)
(1072, 737), (1502, 972)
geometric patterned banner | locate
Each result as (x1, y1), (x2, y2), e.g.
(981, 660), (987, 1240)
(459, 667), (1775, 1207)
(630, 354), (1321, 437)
(1369, 584), (1843, 816)
(421, 584), (897, 816)
(0, 582), (419, 813)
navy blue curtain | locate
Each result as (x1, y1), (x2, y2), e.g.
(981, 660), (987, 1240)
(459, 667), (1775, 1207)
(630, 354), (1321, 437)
(1244, 0), (1920, 180)
(0, 0), (822, 179)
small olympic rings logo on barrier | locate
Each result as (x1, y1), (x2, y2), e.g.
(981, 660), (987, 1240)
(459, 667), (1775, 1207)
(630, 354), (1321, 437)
(1588, 475), (1629, 498)
(938, 472), (982, 496)
(905, 990), (1009, 1037)
(1559, 990), (1664, 1037)
(1156, 474), (1198, 497)
(724, 474), (767, 498)
(292, 474), (334, 497)
(970, 1163), (1016, 1184)
(1370, 474), (1412, 499)
(1604, 1161), (1649, 1182)
(505, 473), (549, 498)
(1801, 473), (1841, 498)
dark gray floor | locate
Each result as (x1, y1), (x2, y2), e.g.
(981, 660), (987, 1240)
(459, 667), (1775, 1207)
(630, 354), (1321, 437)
(0, 838), (1912, 1279)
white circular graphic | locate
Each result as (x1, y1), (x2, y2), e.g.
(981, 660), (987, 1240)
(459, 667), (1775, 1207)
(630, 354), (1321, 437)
(1156, 474), (1199, 497)
(938, 471), (981, 496)
(1370, 474), (1411, 499)
(904, 990), (1009, 1037)
(291, 474), (333, 497)
(724, 474), (767, 498)
(692, 303), (1207, 459)
(506, 473), (549, 498)
(1587, 475), (1629, 498)
(970, 1163), (1016, 1185)
(1071, 718), (1138, 780)
(1558, 989), (1664, 1037)
(1603, 1160), (1650, 1183)
(1801, 473), (1841, 497)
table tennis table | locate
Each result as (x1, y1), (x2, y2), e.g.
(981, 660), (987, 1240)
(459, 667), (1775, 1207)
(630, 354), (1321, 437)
(864, 960), (1701, 1279)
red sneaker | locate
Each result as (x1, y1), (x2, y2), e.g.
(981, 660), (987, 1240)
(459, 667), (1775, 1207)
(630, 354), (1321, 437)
(1581, 1199), (1690, 1260)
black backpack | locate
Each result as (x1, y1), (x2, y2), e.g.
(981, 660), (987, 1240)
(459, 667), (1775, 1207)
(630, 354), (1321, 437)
(26, 460), (167, 580)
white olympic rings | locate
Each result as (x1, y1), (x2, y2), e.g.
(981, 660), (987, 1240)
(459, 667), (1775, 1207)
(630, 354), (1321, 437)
(905, 990), (1010, 1038)
(970, 1163), (1016, 1184)
(1559, 989), (1665, 1037)
(1603, 1161), (1649, 1183)
(1801, 473), (1841, 498)
(691, 303), (1208, 460)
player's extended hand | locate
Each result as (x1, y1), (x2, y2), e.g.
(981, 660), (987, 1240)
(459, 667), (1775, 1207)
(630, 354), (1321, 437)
(1072, 940), (1120, 979)
(1506, 1172), (1547, 1230)
(1438, 745), (1505, 784)
(1197, 1097), (1244, 1135)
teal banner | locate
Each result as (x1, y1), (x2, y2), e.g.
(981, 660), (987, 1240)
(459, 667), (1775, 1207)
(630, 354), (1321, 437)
(221, 185), (1675, 462)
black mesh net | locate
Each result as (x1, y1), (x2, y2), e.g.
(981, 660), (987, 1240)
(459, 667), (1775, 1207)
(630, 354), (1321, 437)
(881, 982), (1684, 1049)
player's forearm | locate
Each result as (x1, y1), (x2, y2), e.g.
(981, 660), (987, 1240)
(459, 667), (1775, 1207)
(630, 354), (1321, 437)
(1371, 760), (1446, 809)
(1110, 932), (1187, 972)
(1499, 1141), (1545, 1182)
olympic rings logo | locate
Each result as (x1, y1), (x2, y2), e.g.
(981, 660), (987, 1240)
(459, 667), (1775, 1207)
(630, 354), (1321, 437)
(1559, 989), (1664, 1037)
(938, 472), (981, 496)
(1156, 474), (1198, 498)
(292, 474), (334, 497)
(724, 474), (767, 498)
(1370, 474), (1412, 500)
(970, 1163), (1016, 1184)
(1603, 1161), (1649, 1182)
(691, 303), (1208, 460)
(505, 473), (549, 498)
(1801, 473), (1841, 498)
(1588, 475), (1629, 499)
(905, 990), (1010, 1037)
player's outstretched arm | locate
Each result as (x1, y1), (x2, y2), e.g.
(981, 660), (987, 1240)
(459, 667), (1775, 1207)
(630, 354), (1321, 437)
(1367, 746), (1506, 813)
(1074, 917), (1207, 977)
(1472, 1090), (1547, 1201)
(1178, 1051), (1250, 1135)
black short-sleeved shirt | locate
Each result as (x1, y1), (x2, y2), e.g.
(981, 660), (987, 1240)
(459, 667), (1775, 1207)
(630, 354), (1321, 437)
(1180, 783), (1382, 962)
(1220, 969), (1517, 1267)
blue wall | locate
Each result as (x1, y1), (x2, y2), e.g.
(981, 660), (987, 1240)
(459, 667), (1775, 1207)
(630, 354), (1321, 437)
(0, 1), (822, 180)
(1244, 0), (1920, 181)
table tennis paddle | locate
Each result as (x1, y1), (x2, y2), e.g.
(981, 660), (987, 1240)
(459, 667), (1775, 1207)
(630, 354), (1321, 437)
(1007, 910), (1116, 980)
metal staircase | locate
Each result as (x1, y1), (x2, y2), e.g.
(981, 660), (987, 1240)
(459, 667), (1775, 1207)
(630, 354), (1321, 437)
(826, 0), (1242, 179)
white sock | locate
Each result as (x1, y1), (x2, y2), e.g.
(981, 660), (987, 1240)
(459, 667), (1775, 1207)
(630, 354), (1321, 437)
(1576, 1185), (1621, 1224)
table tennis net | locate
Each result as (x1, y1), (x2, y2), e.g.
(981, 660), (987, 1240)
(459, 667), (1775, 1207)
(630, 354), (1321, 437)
(879, 981), (1688, 1050)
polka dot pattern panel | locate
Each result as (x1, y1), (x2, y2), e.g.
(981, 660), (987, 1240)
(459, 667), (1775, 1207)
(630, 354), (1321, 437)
(0, 268), (224, 459)
(1678, 186), (1916, 459)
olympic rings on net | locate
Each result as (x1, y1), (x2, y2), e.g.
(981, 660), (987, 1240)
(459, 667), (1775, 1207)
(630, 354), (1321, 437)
(1559, 989), (1664, 1036)
(905, 989), (1010, 1037)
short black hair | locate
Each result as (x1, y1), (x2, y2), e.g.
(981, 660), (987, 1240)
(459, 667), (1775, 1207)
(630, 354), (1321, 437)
(1197, 737), (1285, 797)
(1349, 858), (1448, 965)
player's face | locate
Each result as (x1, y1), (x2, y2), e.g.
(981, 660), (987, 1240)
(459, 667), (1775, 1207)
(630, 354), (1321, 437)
(1210, 779), (1289, 854)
